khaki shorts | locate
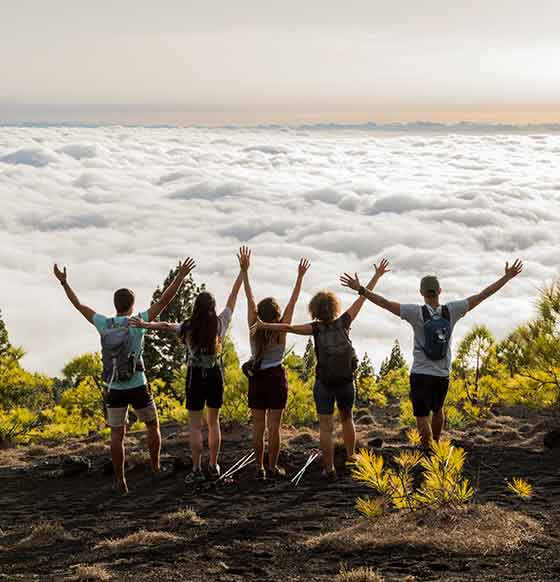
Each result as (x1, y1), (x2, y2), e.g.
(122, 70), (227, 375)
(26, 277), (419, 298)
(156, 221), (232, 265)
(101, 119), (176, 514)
(105, 386), (158, 428)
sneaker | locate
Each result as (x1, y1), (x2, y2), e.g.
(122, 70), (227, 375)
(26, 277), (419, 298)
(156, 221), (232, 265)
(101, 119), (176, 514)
(208, 464), (221, 480)
(185, 469), (206, 484)
(256, 468), (267, 482)
(268, 466), (287, 480)
(321, 469), (337, 483)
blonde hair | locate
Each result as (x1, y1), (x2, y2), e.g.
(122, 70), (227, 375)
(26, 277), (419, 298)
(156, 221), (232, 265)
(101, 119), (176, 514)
(308, 291), (341, 323)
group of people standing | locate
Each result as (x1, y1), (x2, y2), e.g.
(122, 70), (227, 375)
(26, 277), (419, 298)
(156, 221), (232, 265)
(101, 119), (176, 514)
(53, 251), (523, 494)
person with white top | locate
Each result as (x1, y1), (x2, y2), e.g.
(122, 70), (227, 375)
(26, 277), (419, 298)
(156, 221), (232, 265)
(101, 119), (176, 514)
(340, 259), (523, 449)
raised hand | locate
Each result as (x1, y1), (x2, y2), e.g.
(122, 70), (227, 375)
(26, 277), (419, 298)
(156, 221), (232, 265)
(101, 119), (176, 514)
(505, 259), (523, 280)
(374, 258), (391, 278)
(298, 258), (311, 278)
(178, 257), (196, 278)
(237, 245), (251, 272)
(53, 264), (68, 284)
(340, 272), (362, 292)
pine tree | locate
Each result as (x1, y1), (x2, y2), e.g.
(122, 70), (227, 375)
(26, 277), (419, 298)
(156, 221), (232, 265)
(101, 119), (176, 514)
(356, 352), (374, 380)
(143, 269), (202, 386)
(378, 340), (406, 379)
(302, 338), (316, 381)
(0, 309), (12, 357)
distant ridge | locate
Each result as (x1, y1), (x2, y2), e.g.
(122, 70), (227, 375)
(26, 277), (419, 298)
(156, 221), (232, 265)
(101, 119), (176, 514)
(1, 120), (560, 132)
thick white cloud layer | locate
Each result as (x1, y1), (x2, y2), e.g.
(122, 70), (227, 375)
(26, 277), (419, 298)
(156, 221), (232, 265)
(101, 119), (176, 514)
(0, 127), (558, 376)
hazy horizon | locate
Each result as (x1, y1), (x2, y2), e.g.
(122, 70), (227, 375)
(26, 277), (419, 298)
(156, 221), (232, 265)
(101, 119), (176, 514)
(2, 2), (559, 124)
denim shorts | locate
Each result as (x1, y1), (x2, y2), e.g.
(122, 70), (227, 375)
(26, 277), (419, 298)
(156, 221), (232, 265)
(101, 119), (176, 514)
(313, 379), (356, 416)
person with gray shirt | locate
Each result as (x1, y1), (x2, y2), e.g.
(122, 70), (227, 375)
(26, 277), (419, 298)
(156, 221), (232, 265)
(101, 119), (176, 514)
(340, 259), (523, 448)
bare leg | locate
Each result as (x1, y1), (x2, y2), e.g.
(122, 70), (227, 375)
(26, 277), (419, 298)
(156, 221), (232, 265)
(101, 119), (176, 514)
(207, 407), (221, 467)
(252, 409), (267, 470)
(319, 414), (335, 473)
(432, 408), (445, 442)
(145, 418), (161, 472)
(267, 409), (284, 470)
(416, 416), (432, 449)
(189, 410), (204, 470)
(339, 408), (356, 460)
(111, 426), (127, 492)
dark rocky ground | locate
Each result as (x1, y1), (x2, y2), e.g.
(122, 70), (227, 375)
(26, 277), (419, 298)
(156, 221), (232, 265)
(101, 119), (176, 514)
(1, 405), (559, 581)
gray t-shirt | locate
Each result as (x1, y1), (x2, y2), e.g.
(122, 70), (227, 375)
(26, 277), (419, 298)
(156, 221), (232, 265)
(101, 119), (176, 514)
(250, 336), (286, 369)
(400, 300), (469, 377)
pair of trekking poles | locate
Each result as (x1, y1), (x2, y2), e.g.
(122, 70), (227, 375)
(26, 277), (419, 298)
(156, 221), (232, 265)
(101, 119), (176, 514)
(216, 450), (319, 486)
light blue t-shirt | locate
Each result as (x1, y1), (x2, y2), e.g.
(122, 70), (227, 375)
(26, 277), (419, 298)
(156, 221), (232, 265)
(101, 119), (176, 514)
(400, 300), (469, 377)
(93, 310), (149, 390)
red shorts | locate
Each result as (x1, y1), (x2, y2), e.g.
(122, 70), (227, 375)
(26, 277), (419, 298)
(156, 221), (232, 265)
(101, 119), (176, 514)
(248, 365), (288, 410)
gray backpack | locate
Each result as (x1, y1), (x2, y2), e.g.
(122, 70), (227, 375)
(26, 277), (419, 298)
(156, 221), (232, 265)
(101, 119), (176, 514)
(312, 318), (357, 386)
(100, 319), (140, 388)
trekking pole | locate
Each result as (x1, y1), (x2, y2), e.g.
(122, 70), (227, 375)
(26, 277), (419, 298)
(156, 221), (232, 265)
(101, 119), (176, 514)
(218, 451), (255, 482)
(226, 452), (256, 478)
(291, 452), (319, 487)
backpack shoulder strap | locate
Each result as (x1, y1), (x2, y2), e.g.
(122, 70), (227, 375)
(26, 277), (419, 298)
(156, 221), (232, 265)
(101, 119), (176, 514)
(441, 305), (450, 321)
(421, 305), (431, 322)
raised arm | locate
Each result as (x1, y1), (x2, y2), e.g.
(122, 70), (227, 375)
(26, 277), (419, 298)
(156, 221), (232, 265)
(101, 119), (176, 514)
(237, 246), (257, 325)
(226, 270), (243, 314)
(148, 257), (196, 322)
(281, 258), (311, 324)
(129, 318), (179, 333)
(342, 259), (393, 321)
(252, 320), (314, 336)
(467, 259), (523, 312)
(53, 264), (95, 324)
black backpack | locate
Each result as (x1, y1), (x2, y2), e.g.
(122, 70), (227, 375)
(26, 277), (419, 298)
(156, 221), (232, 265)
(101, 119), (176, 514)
(421, 305), (451, 361)
(312, 318), (357, 386)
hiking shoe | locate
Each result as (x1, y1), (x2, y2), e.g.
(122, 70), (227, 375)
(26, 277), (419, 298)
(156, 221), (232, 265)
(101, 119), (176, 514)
(185, 469), (206, 485)
(256, 468), (267, 482)
(321, 469), (337, 483)
(268, 466), (287, 480)
(208, 464), (221, 480)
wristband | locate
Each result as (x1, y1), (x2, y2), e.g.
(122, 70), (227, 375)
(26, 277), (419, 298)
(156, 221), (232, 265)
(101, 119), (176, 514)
(358, 286), (366, 296)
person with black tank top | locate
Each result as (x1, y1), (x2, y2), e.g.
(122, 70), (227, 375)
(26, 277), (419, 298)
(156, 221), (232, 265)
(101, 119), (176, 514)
(253, 259), (390, 481)
(238, 246), (310, 481)
(131, 262), (243, 484)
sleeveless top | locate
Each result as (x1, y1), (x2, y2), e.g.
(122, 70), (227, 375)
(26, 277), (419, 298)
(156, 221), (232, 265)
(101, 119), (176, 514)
(250, 336), (286, 369)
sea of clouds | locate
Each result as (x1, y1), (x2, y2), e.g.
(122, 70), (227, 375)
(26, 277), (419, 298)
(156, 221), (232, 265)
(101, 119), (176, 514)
(0, 126), (558, 376)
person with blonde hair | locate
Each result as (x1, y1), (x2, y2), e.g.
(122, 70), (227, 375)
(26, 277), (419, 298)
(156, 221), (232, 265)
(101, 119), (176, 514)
(238, 246), (310, 481)
(253, 259), (390, 480)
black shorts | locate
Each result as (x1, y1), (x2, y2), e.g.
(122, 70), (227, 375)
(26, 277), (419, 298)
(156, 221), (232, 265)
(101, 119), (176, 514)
(248, 365), (288, 410)
(186, 365), (224, 411)
(409, 373), (449, 417)
(105, 385), (157, 427)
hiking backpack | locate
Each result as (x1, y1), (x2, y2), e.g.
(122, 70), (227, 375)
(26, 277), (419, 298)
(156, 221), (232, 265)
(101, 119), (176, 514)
(421, 305), (452, 361)
(100, 319), (141, 387)
(313, 319), (357, 386)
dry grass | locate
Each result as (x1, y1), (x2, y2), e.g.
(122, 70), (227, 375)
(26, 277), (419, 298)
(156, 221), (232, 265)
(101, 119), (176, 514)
(26, 444), (50, 457)
(18, 521), (74, 547)
(95, 530), (180, 554)
(306, 503), (543, 556)
(164, 507), (206, 530)
(68, 564), (112, 581)
(336, 566), (384, 582)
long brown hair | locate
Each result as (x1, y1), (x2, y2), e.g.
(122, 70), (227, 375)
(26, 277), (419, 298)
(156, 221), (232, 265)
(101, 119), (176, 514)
(180, 292), (219, 354)
(253, 297), (282, 358)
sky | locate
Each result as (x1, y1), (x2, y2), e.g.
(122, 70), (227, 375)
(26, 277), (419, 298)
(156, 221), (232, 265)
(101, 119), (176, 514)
(1, 1), (560, 124)
(0, 126), (558, 376)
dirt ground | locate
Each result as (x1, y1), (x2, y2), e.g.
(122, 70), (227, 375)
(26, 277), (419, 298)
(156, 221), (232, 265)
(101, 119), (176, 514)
(1, 404), (560, 581)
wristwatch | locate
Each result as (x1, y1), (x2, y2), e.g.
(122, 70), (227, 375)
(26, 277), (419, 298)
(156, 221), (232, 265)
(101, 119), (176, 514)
(358, 286), (366, 295)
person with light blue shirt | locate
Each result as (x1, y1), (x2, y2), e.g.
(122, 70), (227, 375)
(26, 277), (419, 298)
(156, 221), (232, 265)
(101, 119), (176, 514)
(53, 258), (196, 494)
(340, 259), (523, 449)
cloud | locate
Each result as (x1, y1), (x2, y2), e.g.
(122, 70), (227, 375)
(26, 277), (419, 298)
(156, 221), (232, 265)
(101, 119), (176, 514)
(0, 126), (558, 376)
